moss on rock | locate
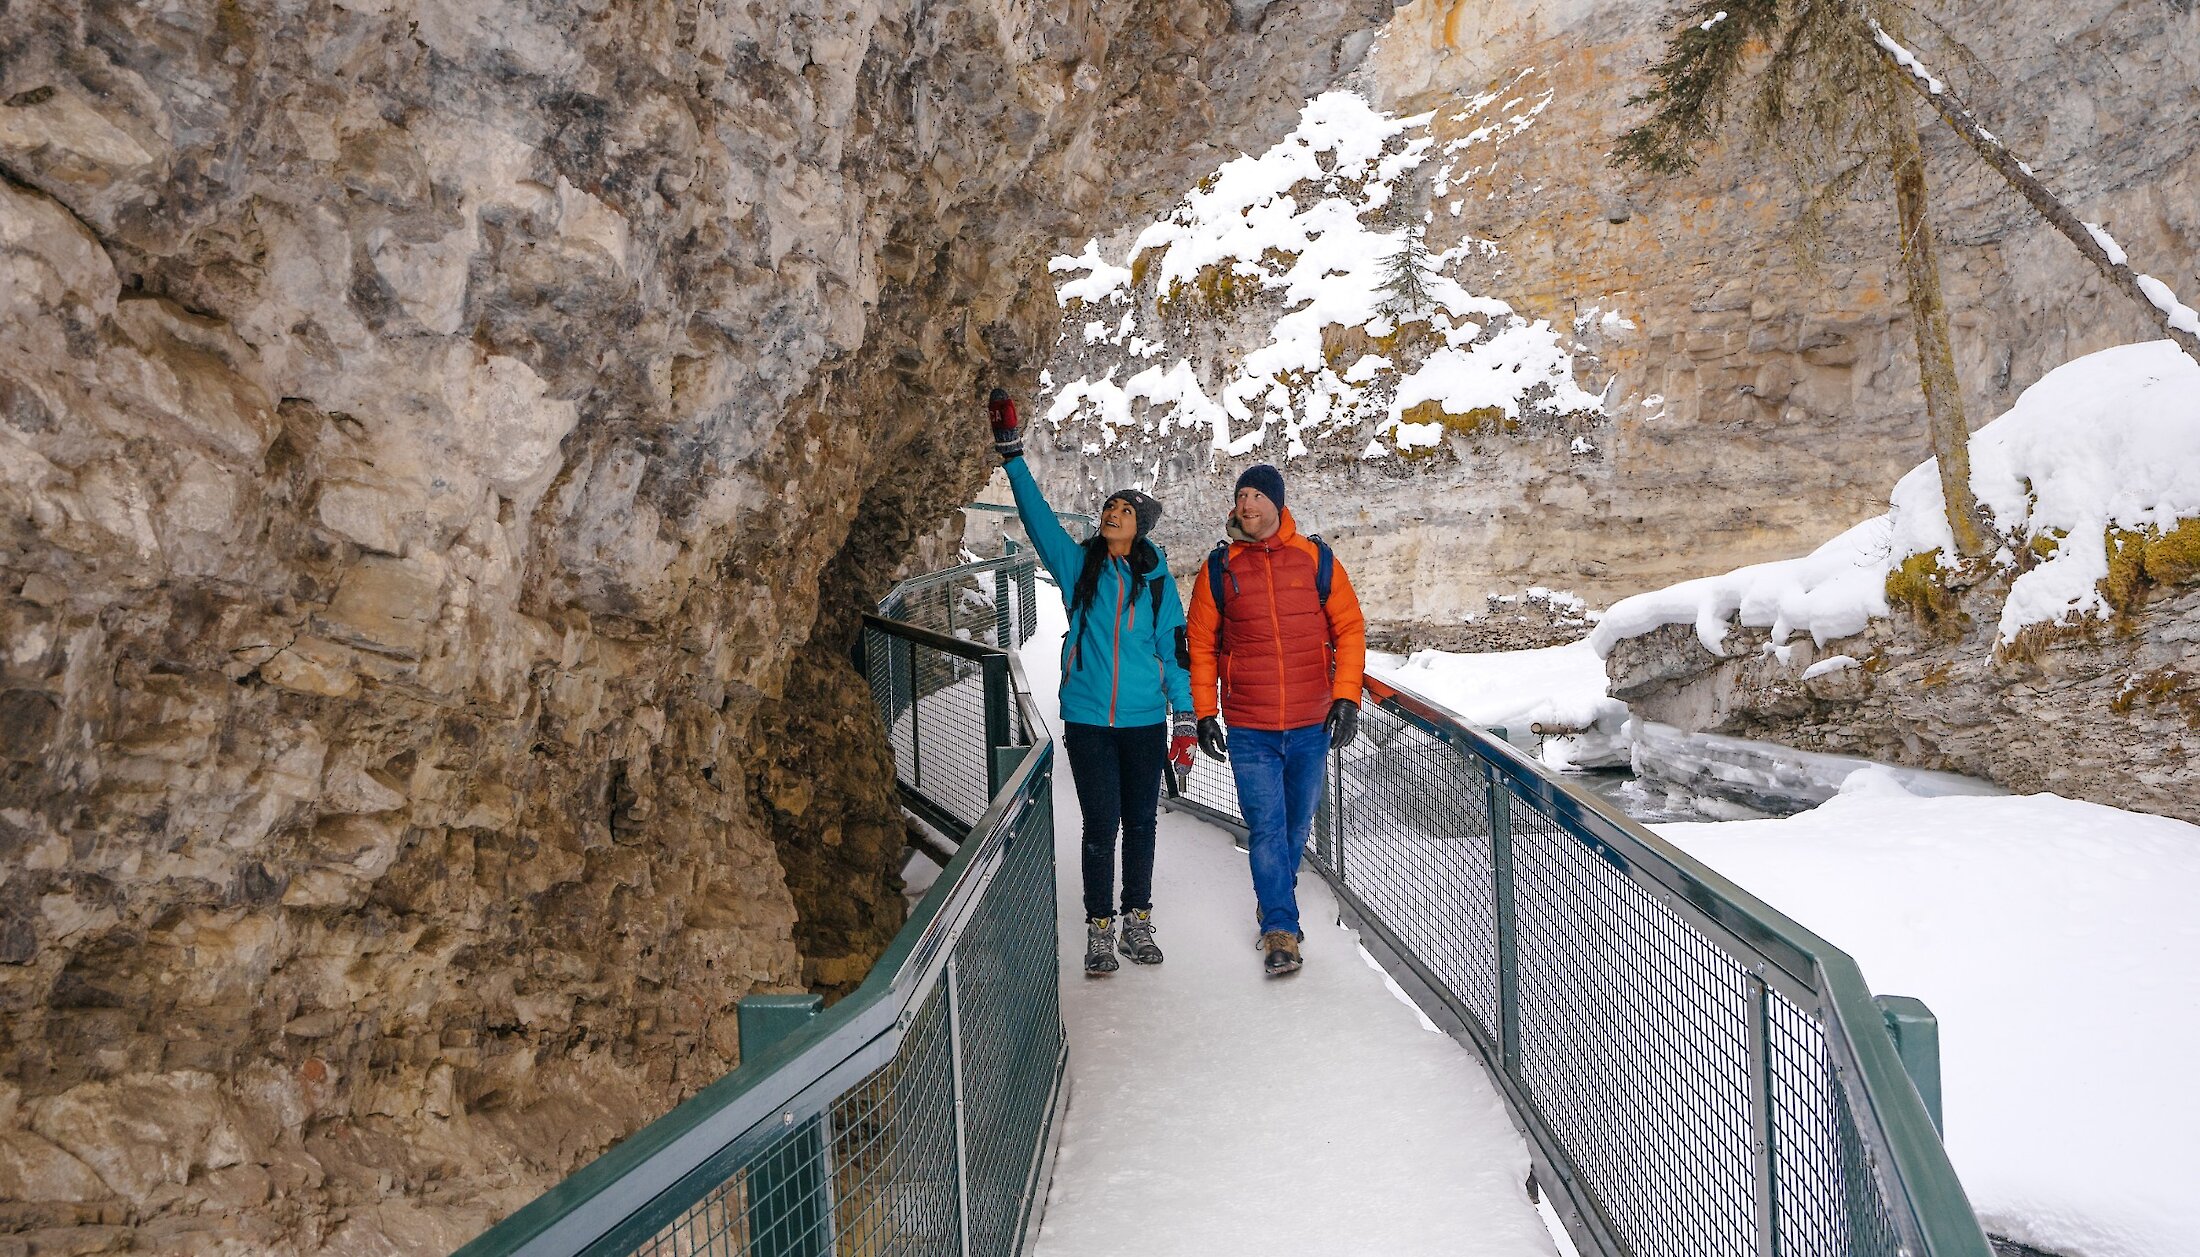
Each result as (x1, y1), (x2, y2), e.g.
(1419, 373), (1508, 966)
(2096, 516), (2200, 613)
(1885, 548), (1965, 638)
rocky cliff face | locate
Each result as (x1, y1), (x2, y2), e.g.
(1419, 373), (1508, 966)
(1030, 0), (2200, 626)
(1605, 575), (2200, 825)
(0, 0), (1393, 1249)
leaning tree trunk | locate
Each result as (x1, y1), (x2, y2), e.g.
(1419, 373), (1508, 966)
(1863, 16), (2200, 366)
(1888, 110), (1989, 559)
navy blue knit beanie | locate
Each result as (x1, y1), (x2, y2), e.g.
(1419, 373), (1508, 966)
(1234, 464), (1285, 511)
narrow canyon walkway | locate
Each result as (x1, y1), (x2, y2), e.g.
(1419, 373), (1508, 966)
(1021, 598), (1560, 1257)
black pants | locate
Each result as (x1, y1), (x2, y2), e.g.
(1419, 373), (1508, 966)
(1063, 721), (1166, 921)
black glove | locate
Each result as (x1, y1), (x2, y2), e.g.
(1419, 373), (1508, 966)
(1195, 715), (1229, 762)
(987, 387), (1023, 461)
(1324, 698), (1360, 753)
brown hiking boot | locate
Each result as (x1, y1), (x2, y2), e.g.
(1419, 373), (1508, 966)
(1260, 930), (1302, 976)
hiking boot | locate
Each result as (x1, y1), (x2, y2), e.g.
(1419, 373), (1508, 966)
(1118, 909), (1164, 965)
(1085, 917), (1119, 976)
(1260, 930), (1302, 976)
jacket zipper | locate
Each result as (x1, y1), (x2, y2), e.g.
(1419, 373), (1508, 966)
(1108, 567), (1128, 724)
(1262, 545), (1287, 717)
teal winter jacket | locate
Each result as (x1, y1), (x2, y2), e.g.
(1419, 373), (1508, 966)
(1005, 458), (1194, 728)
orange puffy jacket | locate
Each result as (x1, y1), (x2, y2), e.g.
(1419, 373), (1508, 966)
(1186, 509), (1367, 731)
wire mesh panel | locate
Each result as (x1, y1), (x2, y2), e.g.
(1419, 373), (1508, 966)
(828, 985), (966, 1257)
(1167, 741), (1246, 830)
(1015, 564), (1037, 645)
(1506, 791), (1761, 1257)
(1328, 706), (1504, 1037)
(1766, 991), (1905, 1257)
(884, 638), (998, 836)
(866, 626), (917, 787)
(461, 551), (1065, 1257)
(951, 796), (1064, 1257)
(887, 560), (1032, 650)
(621, 980), (964, 1257)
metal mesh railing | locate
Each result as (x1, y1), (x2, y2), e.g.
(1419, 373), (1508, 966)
(880, 557), (1030, 650)
(1162, 677), (1991, 1257)
(865, 625), (1010, 840)
(457, 551), (1063, 1257)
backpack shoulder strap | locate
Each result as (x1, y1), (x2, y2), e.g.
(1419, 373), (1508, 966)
(1310, 535), (1334, 605)
(1205, 541), (1233, 650)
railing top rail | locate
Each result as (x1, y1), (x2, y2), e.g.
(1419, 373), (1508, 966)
(859, 610), (1013, 661)
(1359, 671), (1991, 1257)
(456, 569), (1051, 1257)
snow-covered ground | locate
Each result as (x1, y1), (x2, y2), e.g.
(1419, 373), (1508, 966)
(1020, 593), (1558, 1257)
(1660, 774), (2200, 1257)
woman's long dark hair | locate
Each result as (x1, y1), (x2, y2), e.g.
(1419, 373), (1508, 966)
(1066, 536), (1160, 668)
(1069, 535), (1159, 618)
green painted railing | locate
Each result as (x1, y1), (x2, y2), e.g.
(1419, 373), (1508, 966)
(454, 552), (1063, 1257)
(1163, 672), (1993, 1257)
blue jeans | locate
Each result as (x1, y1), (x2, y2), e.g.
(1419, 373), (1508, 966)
(1228, 723), (1329, 938)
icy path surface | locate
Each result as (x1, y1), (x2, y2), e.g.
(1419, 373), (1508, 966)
(1021, 594), (1556, 1257)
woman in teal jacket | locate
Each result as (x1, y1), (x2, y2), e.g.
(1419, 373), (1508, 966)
(989, 390), (1195, 976)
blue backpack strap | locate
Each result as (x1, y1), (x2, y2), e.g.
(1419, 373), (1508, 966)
(1311, 535), (1334, 604)
(1205, 541), (1233, 649)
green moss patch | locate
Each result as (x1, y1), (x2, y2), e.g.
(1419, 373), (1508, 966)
(1129, 245), (1164, 293)
(2097, 516), (2200, 614)
(1885, 549), (1965, 639)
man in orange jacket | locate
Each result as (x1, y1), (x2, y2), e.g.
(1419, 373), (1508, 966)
(1185, 464), (1365, 976)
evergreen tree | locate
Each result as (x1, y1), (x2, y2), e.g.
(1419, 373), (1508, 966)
(1615, 0), (2200, 560)
(1613, 0), (1989, 557)
(1375, 225), (1440, 323)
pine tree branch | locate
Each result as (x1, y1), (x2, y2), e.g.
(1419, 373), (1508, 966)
(1863, 15), (2200, 366)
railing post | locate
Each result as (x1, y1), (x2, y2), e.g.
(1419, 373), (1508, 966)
(1018, 560), (1037, 643)
(946, 955), (976, 1257)
(1875, 994), (1944, 1135)
(994, 564), (1013, 648)
(1746, 974), (1782, 1257)
(1485, 763), (1520, 1076)
(738, 995), (828, 1257)
(1322, 747), (1342, 881)
(983, 654), (1012, 796)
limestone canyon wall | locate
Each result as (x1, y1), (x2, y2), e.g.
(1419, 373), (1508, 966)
(1029, 0), (2200, 625)
(0, 0), (1394, 1250)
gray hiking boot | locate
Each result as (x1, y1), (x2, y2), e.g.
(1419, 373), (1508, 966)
(1260, 929), (1302, 976)
(1118, 909), (1164, 965)
(1085, 916), (1119, 975)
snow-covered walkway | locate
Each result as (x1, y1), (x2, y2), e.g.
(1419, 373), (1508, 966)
(1021, 595), (1557, 1257)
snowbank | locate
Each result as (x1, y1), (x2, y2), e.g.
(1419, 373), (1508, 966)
(1592, 340), (2200, 655)
(1660, 783), (2200, 1257)
(1374, 638), (1630, 769)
